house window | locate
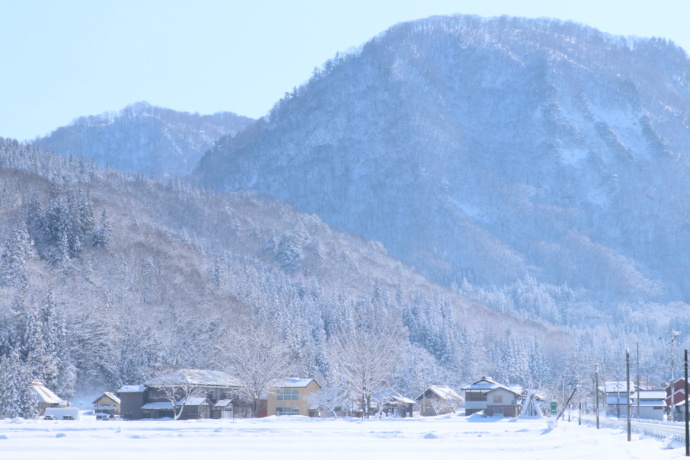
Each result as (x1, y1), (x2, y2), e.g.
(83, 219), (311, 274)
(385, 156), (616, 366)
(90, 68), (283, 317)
(492, 394), (503, 404)
(276, 407), (300, 416)
(276, 388), (299, 401)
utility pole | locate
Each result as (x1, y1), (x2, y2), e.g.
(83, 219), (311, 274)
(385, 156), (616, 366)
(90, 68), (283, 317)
(683, 348), (690, 457)
(626, 349), (631, 442)
(637, 342), (640, 419)
(672, 331), (680, 422)
(595, 364), (600, 429)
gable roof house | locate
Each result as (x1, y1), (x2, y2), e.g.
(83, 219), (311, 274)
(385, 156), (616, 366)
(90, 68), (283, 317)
(633, 390), (667, 421)
(32, 380), (68, 415)
(92, 392), (121, 415)
(265, 378), (321, 417)
(600, 381), (637, 418)
(462, 376), (522, 417)
(118, 369), (244, 420)
(416, 385), (463, 416)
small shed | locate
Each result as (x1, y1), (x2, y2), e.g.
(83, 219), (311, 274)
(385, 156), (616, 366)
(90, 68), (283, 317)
(178, 397), (211, 420)
(382, 395), (416, 418)
(416, 385), (463, 416)
(211, 399), (235, 419)
(93, 392), (121, 415)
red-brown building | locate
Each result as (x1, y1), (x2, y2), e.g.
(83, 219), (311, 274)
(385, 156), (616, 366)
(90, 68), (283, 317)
(666, 378), (689, 421)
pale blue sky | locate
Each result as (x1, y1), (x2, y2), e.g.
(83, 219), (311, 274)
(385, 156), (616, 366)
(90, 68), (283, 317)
(1, 0), (688, 141)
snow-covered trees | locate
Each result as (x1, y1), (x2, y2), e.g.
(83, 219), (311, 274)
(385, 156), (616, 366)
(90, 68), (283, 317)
(275, 233), (303, 273)
(326, 306), (403, 418)
(147, 372), (208, 421)
(0, 351), (37, 419)
(219, 323), (292, 417)
(0, 226), (33, 288)
(26, 189), (104, 265)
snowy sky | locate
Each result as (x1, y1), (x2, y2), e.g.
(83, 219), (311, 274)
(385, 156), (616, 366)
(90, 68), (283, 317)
(2, 0), (689, 141)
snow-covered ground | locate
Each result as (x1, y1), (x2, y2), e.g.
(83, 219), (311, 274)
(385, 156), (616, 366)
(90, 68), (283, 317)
(0, 413), (686, 459)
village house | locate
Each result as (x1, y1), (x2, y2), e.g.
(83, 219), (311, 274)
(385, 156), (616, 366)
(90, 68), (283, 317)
(380, 394), (416, 417)
(600, 381), (636, 418)
(666, 378), (689, 421)
(92, 392), (121, 417)
(118, 369), (248, 420)
(416, 385), (463, 416)
(32, 380), (68, 416)
(265, 378), (321, 417)
(462, 376), (522, 417)
(632, 389), (666, 421)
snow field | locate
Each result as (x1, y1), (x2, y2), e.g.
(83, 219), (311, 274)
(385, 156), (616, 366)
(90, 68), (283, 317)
(0, 414), (685, 460)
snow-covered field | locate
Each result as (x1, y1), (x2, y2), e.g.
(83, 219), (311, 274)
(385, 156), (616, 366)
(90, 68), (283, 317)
(0, 413), (686, 459)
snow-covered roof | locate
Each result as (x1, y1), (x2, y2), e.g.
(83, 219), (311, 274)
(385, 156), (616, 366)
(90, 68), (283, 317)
(32, 380), (64, 405)
(177, 397), (208, 407)
(461, 376), (503, 391)
(213, 399), (234, 407)
(461, 377), (520, 396)
(93, 392), (121, 405)
(388, 395), (416, 405)
(141, 401), (173, 410)
(417, 385), (463, 402)
(273, 377), (318, 388)
(637, 400), (666, 407)
(606, 396), (630, 405)
(118, 385), (146, 393)
(635, 390), (667, 400)
(145, 369), (241, 387)
(602, 381), (635, 393)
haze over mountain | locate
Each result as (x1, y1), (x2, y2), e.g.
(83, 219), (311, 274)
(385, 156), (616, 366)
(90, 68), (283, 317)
(34, 102), (253, 177)
(196, 15), (690, 321)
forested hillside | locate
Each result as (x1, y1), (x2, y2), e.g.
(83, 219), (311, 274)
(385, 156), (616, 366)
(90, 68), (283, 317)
(196, 15), (690, 335)
(0, 138), (572, 414)
(34, 102), (253, 177)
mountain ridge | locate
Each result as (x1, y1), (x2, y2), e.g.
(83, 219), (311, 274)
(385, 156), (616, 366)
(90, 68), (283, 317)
(195, 15), (690, 317)
(34, 101), (253, 178)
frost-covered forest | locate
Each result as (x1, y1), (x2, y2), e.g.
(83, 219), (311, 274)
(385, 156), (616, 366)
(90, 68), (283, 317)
(3, 14), (690, 419)
(0, 138), (571, 418)
(199, 16), (690, 324)
(34, 102), (253, 178)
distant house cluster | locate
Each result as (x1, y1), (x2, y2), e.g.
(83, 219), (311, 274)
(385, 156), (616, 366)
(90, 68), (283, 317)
(599, 379), (688, 422)
(31, 371), (560, 421)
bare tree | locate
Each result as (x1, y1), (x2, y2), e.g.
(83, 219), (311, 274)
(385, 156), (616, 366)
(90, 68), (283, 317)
(304, 385), (347, 418)
(219, 323), (291, 417)
(147, 369), (208, 420)
(327, 309), (403, 418)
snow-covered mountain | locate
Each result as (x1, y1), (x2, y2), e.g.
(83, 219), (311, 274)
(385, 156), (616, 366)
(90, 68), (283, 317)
(34, 101), (253, 177)
(5, 138), (573, 395)
(195, 15), (690, 317)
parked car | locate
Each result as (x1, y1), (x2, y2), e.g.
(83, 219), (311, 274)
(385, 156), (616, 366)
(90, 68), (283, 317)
(62, 415), (75, 420)
(43, 415), (55, 420)
(108, 414), (122, 420)
(96, 413), (110, 420)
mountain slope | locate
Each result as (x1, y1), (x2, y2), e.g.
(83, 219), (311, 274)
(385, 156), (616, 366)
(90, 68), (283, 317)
(195, 15), (690, 313)
(1, 138), (571, 396)
(34, 102), (253, 177)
